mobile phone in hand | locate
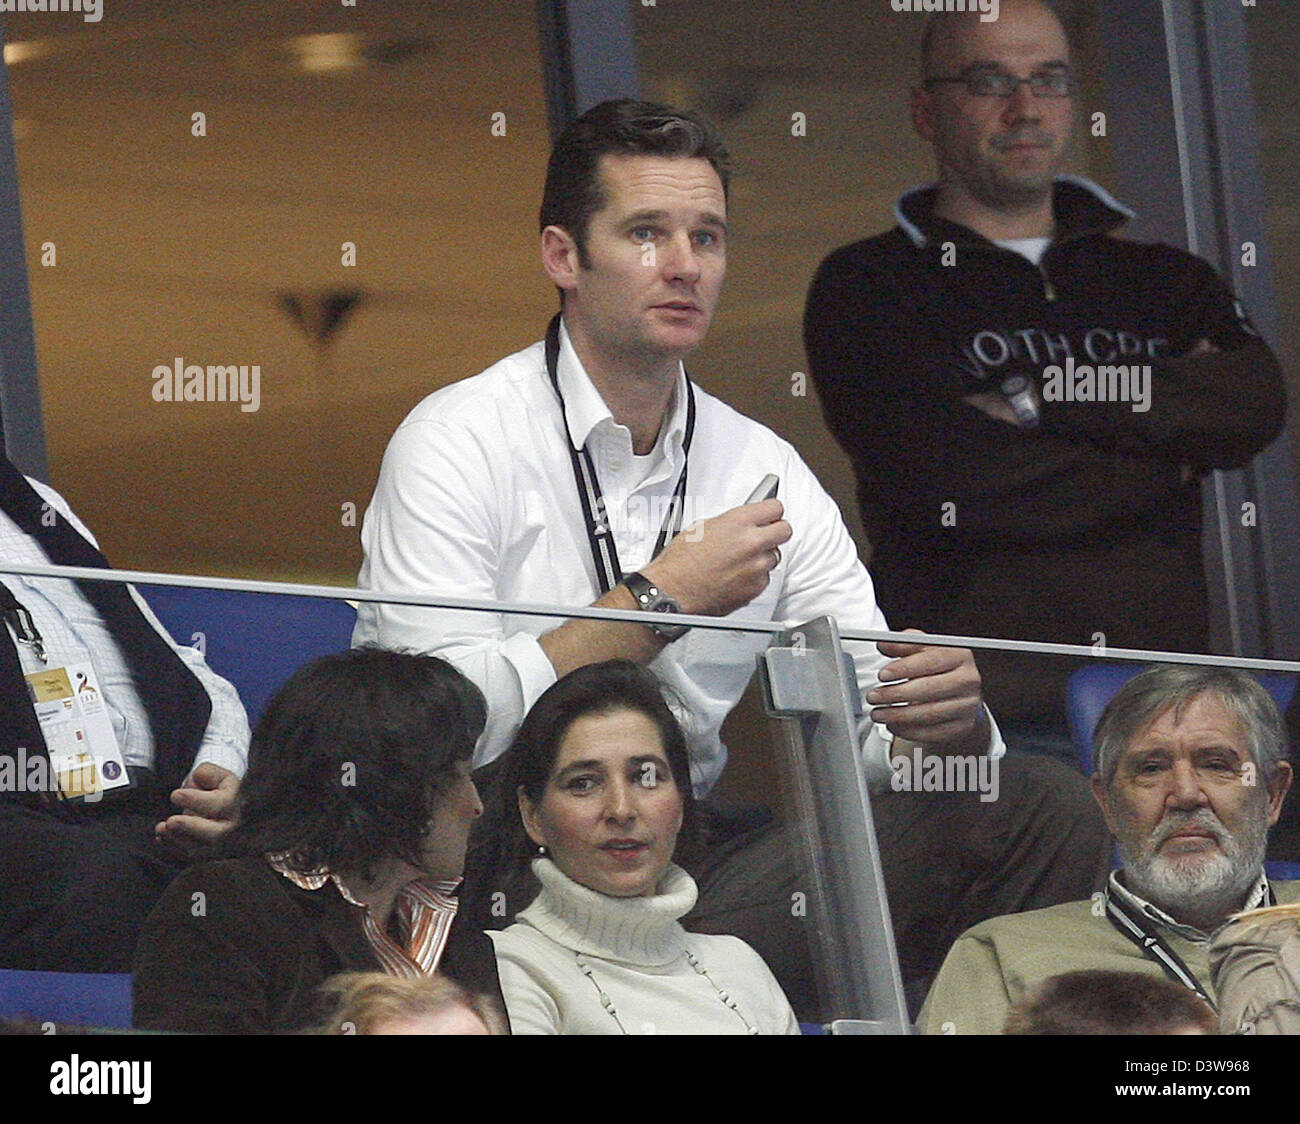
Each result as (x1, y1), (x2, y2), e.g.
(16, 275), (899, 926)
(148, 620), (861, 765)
(745, 474), (779, 503)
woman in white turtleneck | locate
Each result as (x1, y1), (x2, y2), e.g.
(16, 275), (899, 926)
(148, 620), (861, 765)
(487, 661), (800, 1035)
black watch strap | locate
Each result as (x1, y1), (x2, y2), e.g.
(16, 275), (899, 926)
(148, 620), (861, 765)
(623, 571), (689, 642)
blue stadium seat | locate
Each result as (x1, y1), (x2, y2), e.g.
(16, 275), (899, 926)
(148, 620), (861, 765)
(141, 585), (356, 725)
(1066, 663), (1298, 776)
(1264, 861), (1300, 881)
(0, 969), (132, 1029)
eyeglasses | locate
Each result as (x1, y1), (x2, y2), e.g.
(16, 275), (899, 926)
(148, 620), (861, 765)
(924, 68), (1078, 99)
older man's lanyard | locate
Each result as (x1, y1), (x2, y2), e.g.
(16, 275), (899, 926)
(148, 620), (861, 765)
(544, 313), (696, 596)
(1104, 881), (1277, 1006)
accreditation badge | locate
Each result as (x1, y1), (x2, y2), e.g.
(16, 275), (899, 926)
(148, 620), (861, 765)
(24, 662), (131, 802)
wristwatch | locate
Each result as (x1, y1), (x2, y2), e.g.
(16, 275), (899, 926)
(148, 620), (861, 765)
(623, 571), (689, 642)
(999, 374), (1041, 429)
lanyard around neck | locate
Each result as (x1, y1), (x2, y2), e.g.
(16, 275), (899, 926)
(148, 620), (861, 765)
(0, 583), (47, 662)
(1103, 880), (1277, 1007)
(544, 313), (696, 597)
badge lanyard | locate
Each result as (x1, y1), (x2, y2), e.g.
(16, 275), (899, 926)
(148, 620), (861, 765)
(0, 583), (47, 663)
(544, 313), (696, 596)
(1104, 881), (1277, 1007)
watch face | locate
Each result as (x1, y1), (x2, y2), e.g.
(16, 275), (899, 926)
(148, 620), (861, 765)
(651, 618), (689, 640)
(624, 573), (687, 639)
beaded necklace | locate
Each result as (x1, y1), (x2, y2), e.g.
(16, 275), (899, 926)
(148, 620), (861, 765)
(574, 949), (760, 1034)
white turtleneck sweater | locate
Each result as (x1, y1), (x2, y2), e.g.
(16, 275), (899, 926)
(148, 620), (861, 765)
(488, 859), (800, 1035)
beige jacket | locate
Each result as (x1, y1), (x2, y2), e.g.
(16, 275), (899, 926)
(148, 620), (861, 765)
(1211, 901), (1300, 1035)
(920, 879), (1300, 1035)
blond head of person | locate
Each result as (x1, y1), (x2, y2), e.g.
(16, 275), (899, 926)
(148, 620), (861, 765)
(315, 972), (507, 1036)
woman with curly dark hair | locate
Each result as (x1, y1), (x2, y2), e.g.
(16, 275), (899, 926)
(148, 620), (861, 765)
(132, 647), (502, 1033)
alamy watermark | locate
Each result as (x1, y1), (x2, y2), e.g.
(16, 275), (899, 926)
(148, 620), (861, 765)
(50, 1054), (150, 1104)
(601, 492), (704, 543)
(1041, 356), (1151, 413)
(890, 746), (1000, 803)
(1, 0), (102, 22)
(152, 357), (261, 413)
(0, 746), (102, 802)
(890, 0), (998, 22)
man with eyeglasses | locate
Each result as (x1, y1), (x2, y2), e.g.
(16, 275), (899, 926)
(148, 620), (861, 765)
(804, 0), (1285, 761)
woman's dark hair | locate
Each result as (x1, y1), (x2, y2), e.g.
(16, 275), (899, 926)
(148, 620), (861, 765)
(482, 660), (696, 910)
(222, 647), (486, 881)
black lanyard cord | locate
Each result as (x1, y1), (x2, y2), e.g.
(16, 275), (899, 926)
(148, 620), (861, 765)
(544, 313), (696, 597)
(1103, 881), (1277, 1007)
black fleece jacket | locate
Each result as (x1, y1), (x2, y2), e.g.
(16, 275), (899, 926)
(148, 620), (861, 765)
(804, 179), (1285, 722)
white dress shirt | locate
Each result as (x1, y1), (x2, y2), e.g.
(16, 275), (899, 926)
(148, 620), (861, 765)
(0, 477), (248, 777)
(355, 323), (999, 794)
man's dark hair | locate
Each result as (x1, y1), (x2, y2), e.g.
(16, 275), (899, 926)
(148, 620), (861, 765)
(482, 659), (697, 908)
(539, 98), (731, 268)
(1004, 969), (1217, 1035)
(222, 647), (486, 882)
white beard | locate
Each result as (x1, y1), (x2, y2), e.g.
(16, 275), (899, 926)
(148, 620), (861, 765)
(1118, 805), (1267, 929)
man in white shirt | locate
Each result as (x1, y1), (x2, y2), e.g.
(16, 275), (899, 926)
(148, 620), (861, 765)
(0, 456), (249, 971)
(355, 99), (1107, 1015)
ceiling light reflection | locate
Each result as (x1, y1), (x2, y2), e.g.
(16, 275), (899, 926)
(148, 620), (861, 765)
(4, 40), (55, 66)
(286, 32), (365, 75)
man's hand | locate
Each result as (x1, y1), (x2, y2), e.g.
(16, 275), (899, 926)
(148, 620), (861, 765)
(867, 630), (987, 751)
(963, 387), (1037, 427)
(539, 498), (789, 680)
(155, 763), (240, 852)
(641, 498), (791, 617)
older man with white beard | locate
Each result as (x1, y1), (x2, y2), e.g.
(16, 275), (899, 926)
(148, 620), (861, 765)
(920, 665), (1296, 1034)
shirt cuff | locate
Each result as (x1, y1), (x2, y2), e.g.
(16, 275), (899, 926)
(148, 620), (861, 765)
(861, 704), (1004, 794)
(499, 630), (560, 716)
(985, 706), (1007, 760)
(861, 721), (898, 792)
(190, 739), (247, 780)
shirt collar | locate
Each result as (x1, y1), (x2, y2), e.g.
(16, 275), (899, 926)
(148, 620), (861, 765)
(519, 857), (697, 965)
(893, 175), (1134, 250)
(1108, 867), (1271, 943)
(555, 317), (689, 465)
(265, 853), (461, 909)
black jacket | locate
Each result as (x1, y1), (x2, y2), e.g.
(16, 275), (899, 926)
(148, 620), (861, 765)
(132, 857), (503, 1033)
(804, 179), (1285, 722)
